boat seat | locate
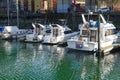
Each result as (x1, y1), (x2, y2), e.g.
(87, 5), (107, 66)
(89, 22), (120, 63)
(89, 20), (98, 27)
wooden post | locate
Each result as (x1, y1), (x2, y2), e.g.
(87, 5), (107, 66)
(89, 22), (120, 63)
(97, 14), (102, 57)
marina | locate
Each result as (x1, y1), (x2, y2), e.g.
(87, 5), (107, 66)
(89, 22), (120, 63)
(0, 40), (120, 80)
(1, 12), (120, 54)
(0, 14), (120, 80)
(0, 0), (120, 79)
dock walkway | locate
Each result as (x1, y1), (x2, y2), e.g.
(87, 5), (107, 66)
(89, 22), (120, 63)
(101, 43), (120, 55)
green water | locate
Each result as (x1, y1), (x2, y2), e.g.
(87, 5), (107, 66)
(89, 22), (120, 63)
(0, 40), (120, 80)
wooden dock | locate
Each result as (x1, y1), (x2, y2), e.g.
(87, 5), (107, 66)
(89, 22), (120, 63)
(101, 43), (120, 55)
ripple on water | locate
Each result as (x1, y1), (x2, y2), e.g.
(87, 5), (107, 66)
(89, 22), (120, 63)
(0, 41), (120, 80)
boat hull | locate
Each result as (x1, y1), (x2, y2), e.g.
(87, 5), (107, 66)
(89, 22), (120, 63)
(25, 34), (43, 43)
(67, 40), (97, 52)
(67, 39), (117, 52)
(43, 32), (78, 44)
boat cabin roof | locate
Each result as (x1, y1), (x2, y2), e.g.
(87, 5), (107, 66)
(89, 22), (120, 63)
(80, 13), (116, 30)
(50, 24), (72, 31)
(81, 24), (116, 30)
(32, 23), (45, 28)
(4, 26), (19, 33)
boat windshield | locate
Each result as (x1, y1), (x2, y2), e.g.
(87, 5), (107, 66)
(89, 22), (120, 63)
(51, 24), (58, 27)
(105, 29), (115, 36)
(82, 30), (89, 36)
(64, 30), (72, 34)
(46, 30), (51, 33)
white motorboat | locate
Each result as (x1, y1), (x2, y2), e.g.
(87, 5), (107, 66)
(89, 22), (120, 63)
(42, 24), (78, 44)
(1, 26), (28, 40)
(25, 23), (50, 43)
(67, 13), (118, 52)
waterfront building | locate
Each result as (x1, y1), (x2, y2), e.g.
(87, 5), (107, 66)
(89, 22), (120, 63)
(0, 0), (17, 14)
(57, 0), (72, 13)
(18, 0), (74, 13)
(19, 0), (28, 13)
(0, 0), (7, 14)
(75, 0), (85, 12)
(85, 0), (97, 12)
(19, 0), (57, 13)
(112, 0), (120, 12)
(0, 0), (120, 15)
(85, 0), (120, 12)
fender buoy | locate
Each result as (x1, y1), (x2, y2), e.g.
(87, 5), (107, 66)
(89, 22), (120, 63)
(85, 23), (89, 29)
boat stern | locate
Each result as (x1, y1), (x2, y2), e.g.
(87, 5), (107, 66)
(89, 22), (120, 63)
(67, 39), (98, 52)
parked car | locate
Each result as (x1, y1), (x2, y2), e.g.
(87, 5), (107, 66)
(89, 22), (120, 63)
(97, 7), (110, 13)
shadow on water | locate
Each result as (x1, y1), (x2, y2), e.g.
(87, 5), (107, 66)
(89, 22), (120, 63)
(0, 41), (120, 80)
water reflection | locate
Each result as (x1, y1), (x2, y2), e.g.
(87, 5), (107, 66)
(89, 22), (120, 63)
(66, 51), (119, 80)
(3, 40), (18, 55)
(18, 43), (65, 62)
(4, 41), (12, 55)
(94, 54), (117, 80)
(0, 41), (120, 80)
(16, 43), (66, 80)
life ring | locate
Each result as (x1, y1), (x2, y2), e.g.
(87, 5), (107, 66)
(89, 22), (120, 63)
(85, 23), (89, 29)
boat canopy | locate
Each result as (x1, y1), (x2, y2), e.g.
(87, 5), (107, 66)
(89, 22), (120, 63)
(0, 26), (4, 32)
(50, 24), (63, 29)
(4, 26), (19, 33)
(38, 24), (45, 28)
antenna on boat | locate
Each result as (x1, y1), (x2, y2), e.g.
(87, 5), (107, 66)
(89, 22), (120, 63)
(7, 0), (10, 26)
(16, 0), (19, 27)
